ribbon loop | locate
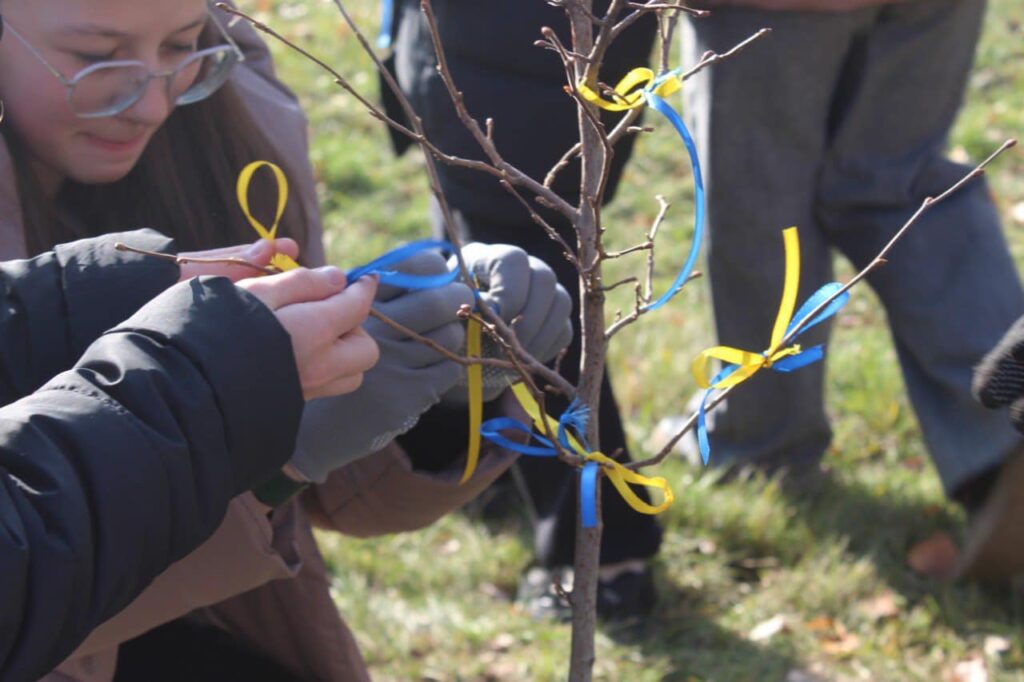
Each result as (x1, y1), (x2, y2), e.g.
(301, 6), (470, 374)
(237, 161), (300, 272)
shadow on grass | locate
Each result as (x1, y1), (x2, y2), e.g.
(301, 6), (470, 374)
(712, 466), (1024, 633)
(602, 577), (799, 681)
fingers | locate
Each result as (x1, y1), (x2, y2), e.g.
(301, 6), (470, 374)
(302, 326), (380, 400)
(375, 249), (450, 302)
(238, 266), (347, 311)
(179, 239), (301, 282)
(378, 321), (467, 369)
(529, 282), (574, 363)
(370, 282), (473, 338)
(501, 255), (556, 346)
(974, 316), (1024, 408)
(461, 243), (530, 318)
(285, 276), (379, 347)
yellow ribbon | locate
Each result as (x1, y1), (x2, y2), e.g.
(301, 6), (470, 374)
(461, 319), (484, 483)
(576, 67), (682, 112)
(509, 383), (674, 517)
(236, 161), (301, 272)
(691, 227), (805, 389)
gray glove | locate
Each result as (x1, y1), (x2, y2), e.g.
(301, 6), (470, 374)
(444, 242), (574, 403)
(289, 249), (473, 482)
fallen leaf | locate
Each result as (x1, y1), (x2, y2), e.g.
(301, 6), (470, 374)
(945, 654), (988, 682)
(820, 631), (861, 657)
(805, 616), (835, 632)
(984, 635), (1011, 658)
(749, 614), (788, 642)
(805, 616), (861, 658)
(1012, 201), (1024, 226)
(907, 531), (960, 579)
(489, 632), (516, 653)
(857, 589), (900, 621)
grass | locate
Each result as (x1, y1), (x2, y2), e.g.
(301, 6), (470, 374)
(257, 1), (1024, 679)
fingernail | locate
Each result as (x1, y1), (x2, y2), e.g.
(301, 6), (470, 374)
(246, 240), (268, 258)
(317, 266), (345, 287)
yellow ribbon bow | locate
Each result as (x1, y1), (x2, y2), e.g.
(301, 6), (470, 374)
(236, 161), (301, 272)
(510, 383), (674, 518)
(576, 67), (682, 112)
(691, 227), (804, 390)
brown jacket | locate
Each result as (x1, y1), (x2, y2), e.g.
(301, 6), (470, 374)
(0, 14), (520, 682)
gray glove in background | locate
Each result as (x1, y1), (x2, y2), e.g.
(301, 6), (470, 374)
(444, 242), (573, 403)
(289, 249), (473, 482)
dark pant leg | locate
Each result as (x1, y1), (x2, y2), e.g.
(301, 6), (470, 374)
(395, 0), (662, 565)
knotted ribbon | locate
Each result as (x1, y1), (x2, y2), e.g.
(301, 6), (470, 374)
(690, 227), (849, 464)
(481, 383), (674, 528)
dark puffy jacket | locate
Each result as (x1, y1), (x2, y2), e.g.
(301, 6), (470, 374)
(0, 230), (303, 682)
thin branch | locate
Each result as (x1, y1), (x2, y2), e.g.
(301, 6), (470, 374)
(629, 138), (1018, 470)
(368, 309), (515, 370)
(646, 195), (670, 301)
(599, 275), (640, 292)
(113, 242), (279, 275)
(604, 270), (700, 339)
(418, 1), (578, 220)
(499, 179), (580, 268)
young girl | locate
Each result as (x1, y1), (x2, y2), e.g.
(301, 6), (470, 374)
(0, 1), (571, 679)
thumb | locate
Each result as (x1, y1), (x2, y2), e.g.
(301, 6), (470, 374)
(238, 266), (346, 311)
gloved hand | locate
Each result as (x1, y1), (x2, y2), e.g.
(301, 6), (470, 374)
(289, 249), (473, 482)
(444, 242), (573, 403)
(973, 315), (1024, 434)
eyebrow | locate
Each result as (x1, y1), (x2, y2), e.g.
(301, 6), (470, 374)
(62, 15), (206, 39)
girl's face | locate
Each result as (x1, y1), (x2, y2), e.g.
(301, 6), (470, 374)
(0, 0), (208, 191)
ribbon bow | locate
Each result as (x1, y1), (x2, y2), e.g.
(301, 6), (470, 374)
(481, 383), (674, 528)
(690, 227), (849, 464)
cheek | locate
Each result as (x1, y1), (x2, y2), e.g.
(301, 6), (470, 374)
(1, 73), (81, 164)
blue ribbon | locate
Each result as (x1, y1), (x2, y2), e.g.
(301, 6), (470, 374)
(639, 86), (706, 312)
(480, 401), (604, 528)
(377, 0), (395, 49)
(696, 283), (850, 465)
(346, 239), (459, 288)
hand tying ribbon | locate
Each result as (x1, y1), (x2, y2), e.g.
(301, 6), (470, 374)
(577, 68), (704, 312)
(481, 383), (673, 528)
(690, 227), (849, 464)
(237, 161), (484, 477)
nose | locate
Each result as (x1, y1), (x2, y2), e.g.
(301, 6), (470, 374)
(119, 76), (173, 127)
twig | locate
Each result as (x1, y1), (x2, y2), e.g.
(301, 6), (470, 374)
(113, 242), (279, 275)
(499, 179), (580, 268)
(368, 309), (515, 370)
(628, 138), (1018, 471)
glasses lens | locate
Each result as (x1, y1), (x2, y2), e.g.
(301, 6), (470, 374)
(70, 64), (149, 118)
(175, 48), (239, 106)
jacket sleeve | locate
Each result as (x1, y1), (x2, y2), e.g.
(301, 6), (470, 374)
(0, 229), (179, 404)
(0, 277), (304, 682)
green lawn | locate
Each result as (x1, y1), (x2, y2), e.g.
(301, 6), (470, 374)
(258, 1), (1024, 679)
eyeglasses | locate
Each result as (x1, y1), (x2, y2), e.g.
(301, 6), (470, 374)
(2, 9), (245, 119)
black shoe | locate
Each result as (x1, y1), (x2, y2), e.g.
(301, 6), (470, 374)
(596, 567), (656, 622)
(516, 565), (657, 623)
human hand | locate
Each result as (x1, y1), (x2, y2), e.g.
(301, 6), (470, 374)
(443, 242), (573, 402)
(178, 239), (300, 282)
(237, 268), (379, 401)
(973, 315), (1024, 434)
(290, 249), (473, 482)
